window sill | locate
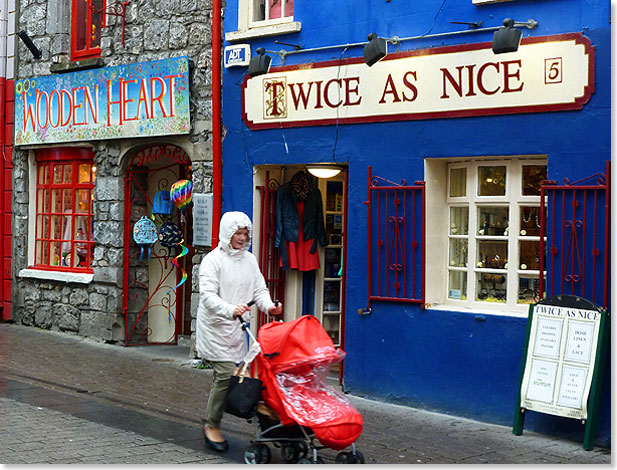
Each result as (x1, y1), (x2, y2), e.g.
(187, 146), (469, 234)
(425, 302), (529, 319)
(225, 22), (302, 42)
(19, 268), (94, 284)
(51, 58), (104, 74)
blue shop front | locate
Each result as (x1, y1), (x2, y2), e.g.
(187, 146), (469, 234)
(220, 0), (610, 446)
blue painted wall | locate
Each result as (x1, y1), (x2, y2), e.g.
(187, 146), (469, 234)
(221, 0), (611, 447)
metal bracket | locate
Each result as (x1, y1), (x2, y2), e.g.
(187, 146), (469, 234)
(94, 1), (131, 47)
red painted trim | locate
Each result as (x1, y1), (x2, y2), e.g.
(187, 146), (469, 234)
(211, 0), (222, 248)
(339, 169), (349, 385)
(242, 33), (595, 130)
(35, 147), (95, 162)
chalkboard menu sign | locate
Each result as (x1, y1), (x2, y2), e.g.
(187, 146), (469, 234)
(513, 295), (609, 450)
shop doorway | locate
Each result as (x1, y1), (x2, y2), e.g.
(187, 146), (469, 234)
(122, 145), (193, 346)
(253, 165), (348, 349)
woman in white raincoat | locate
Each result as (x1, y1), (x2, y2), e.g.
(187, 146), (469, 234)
(197, 211), (282, 452)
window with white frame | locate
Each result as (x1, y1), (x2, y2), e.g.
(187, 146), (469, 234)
(426, 156), (546, 315)
(225, 0), (300, 42)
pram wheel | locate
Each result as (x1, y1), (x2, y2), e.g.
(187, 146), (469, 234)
(336, 450), (364, 464)
(243, 443), (271, 464)
(281, 441), (307, 463)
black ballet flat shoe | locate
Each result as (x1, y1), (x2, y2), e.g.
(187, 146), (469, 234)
(203, 428), (229, 453)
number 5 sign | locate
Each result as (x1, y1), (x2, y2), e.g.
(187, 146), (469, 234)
(545, 57), (563, 84)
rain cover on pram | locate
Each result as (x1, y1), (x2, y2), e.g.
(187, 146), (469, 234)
(256, 315), (363, 451)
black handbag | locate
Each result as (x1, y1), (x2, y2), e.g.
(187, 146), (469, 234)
(224, 363), (263, 419)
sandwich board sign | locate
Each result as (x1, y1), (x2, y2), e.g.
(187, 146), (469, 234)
(513, 295), (609, 450)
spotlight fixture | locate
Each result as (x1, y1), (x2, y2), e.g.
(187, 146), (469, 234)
(247, 47), (272, 77)
(492, 18), (523, 54)
(17, 30), (42, 59)
(363, 33), (388, 67)
(306, 165), (342, 179)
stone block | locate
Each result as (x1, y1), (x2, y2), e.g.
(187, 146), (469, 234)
(93, 266), (122, 287)
(69, 288), (90, 306)
(95, 177), (122, 201)
(55, 304), (80, 332)
(89, 292), (107, 311)
(34, 302), (53, 329)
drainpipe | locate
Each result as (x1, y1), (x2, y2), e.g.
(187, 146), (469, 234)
(211, 0), (222, 248)
(0, 0), (8, 319)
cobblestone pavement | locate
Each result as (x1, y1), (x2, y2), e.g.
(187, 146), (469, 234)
(0, 323), (611, 464)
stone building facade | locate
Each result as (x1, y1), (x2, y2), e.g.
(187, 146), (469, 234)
(12, 0), (214, 348)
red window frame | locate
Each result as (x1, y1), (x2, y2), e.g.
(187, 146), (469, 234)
(33, 148), (96, 273)
(71, 0), (106, 61)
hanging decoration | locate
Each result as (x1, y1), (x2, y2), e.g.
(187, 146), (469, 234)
(170, 179), (193, 223)
(153, 190), (174, 216)
(166, 238), (189, 325)
(133, 216), (158, 261)
(158, 221), (183, 258)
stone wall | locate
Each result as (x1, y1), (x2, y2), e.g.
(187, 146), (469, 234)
(13, 0), (214, 345)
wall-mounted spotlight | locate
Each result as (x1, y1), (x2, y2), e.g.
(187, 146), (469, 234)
(363, 33), (388, 67)
(248, 47), (272, 77)
(17, 30), (42, 59)
(492, 18), (538, 54)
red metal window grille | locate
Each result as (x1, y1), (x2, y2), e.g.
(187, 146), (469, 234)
(366, 166), (425, 311)
(71, 0), (105, 61)
(539, 161), (611, 309)
(34, 148), (96, 272)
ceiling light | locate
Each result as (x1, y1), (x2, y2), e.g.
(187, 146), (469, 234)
(306, 165), (342, 179)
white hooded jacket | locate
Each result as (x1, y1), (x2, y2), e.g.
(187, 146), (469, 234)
(196, 211), (275, 363)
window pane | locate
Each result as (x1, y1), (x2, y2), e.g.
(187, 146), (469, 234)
(63, 164), (73, 183)
(50, 241), (62, 266)
(518, 275), (542, 304)
(43, 189), (50, 212)
(449, 168), (466, 197)
(78, 163), (92, 183)
(37, 189), (45, 212)
(50, 214), (62, 240)
(35, 240), (43, 265)
(450, 207), (468, 235)
(449, 239), (467, 267)
(76, 189), (90, 213)
(75, 0), (87, 51)
(477, 206), (509, 236)
(522, 165), (547, 196)
(253, 0), (266, 21)
(520, 206), (541, 236)
(53, 164), (63, 184)
(478, 166), (506, 196)
(91, 0), (103, 47)
(519, 240), (542, 271)
(477, 240), (507, 269)
(448, 270), (467, 300)
(476, 273), (506, 303)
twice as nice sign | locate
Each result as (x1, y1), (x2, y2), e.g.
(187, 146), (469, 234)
(15, 56), (190, 145)
(242, 34), (593, 129)
(519, 302), (602, 420)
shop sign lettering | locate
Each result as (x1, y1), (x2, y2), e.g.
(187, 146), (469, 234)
(14, 56), (190, 145)
(242, 34), (593, 129)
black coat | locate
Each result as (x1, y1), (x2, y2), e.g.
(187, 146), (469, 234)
(275, 178), (327, 270)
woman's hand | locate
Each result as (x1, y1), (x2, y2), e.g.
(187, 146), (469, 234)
(233, 303), (250, 319)
(268, 302), (283, 316)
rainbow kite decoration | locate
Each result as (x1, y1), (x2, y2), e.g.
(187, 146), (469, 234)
(170, 179), (193, 223)
(167, 238), (189, 324)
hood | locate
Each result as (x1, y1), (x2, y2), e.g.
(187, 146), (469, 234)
(219, 211), (252, 253)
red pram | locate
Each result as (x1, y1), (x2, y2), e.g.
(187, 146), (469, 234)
(242, 315), (364, 464)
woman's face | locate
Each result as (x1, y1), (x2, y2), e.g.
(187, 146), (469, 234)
(231, 228), (249, 249)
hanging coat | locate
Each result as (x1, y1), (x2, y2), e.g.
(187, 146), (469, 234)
(196, 211), (276, 363)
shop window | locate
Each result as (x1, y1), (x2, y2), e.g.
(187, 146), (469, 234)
(427, 157), (547, 315)
(226, 0), (301, 42)
(71, 0), (105, 60)
(33, 148), (96, 272)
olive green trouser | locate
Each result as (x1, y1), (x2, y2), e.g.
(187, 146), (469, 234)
(205, 361), (236, 428)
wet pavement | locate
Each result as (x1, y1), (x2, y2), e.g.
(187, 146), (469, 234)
(0, 323), (611, 464)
